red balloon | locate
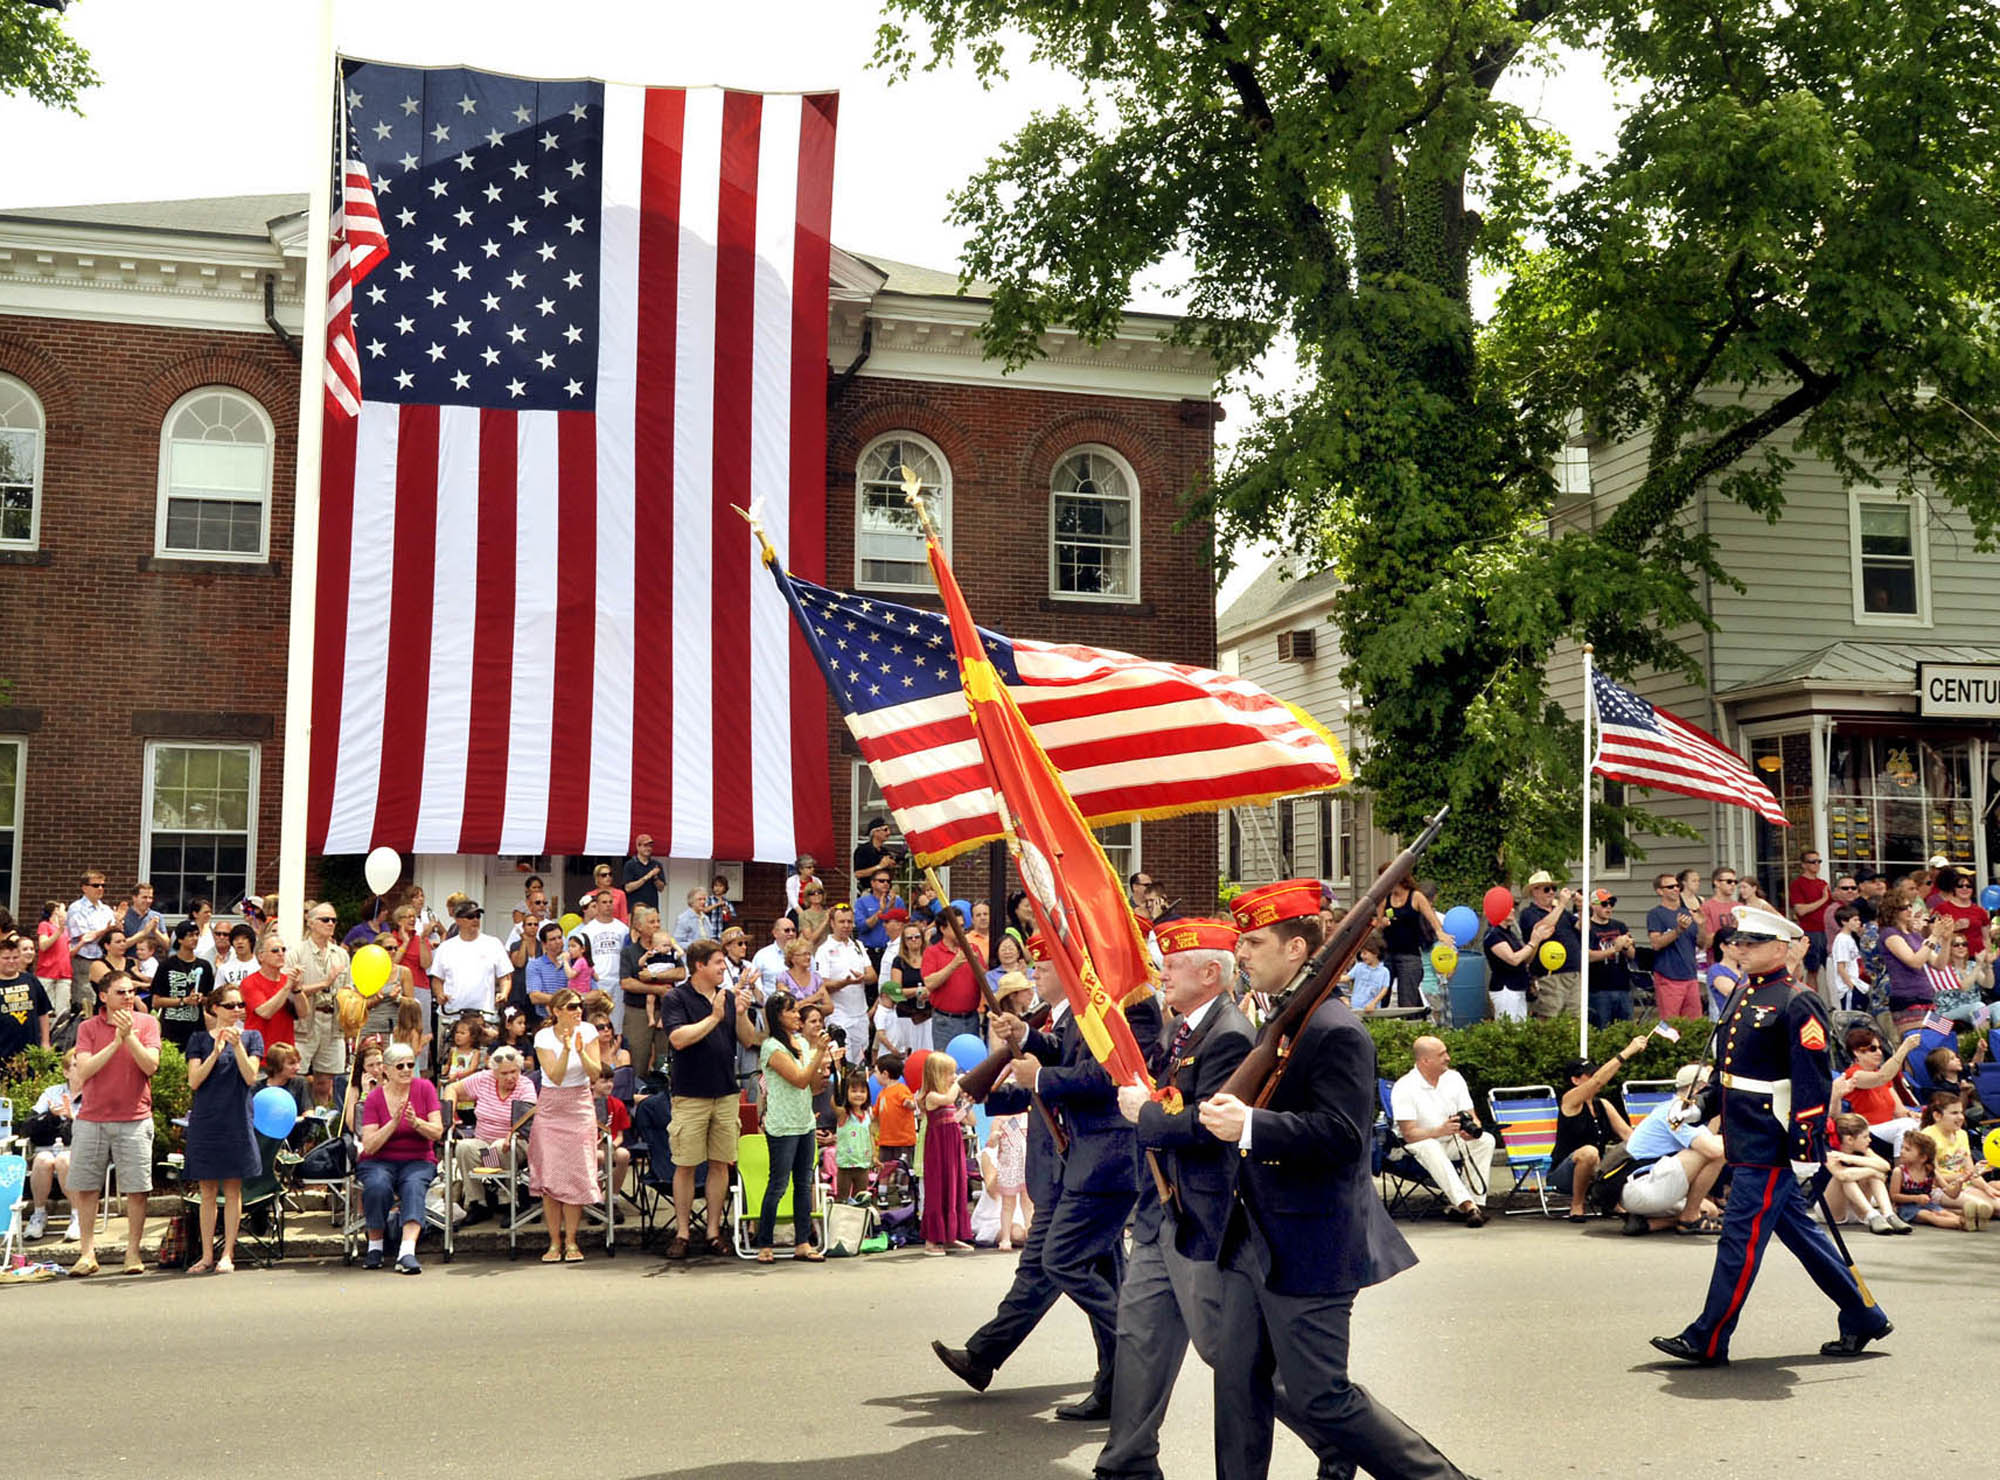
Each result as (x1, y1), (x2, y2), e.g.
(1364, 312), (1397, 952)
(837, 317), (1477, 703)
(1482, 885), (1515, 927)
(903, 1048), (930, 1090)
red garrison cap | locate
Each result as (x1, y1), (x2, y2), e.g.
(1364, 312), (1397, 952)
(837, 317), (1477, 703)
(1155, 918), (1241, 956)
(1025, 932), (1053, 962)
(1230, 878), (1322, 931)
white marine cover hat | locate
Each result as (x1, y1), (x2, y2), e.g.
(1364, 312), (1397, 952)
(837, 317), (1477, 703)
(1731, 904), (1802, 942)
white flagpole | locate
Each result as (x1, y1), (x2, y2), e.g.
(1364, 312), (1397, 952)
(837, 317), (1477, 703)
(1580, 643), (1594, 1060)
(276, 0), (337, 950)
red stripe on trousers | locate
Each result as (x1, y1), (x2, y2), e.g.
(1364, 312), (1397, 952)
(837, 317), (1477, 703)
(306, 410), (357, 851)
(1708, 1166), (1781, 1358)
(372, 405), (439, 851)
(629, 86), (684, 849)
(709, 90), (761, 853)
(546, 411), (597, 853)
(787, 91), (838, 858)
(457, 409), (517, 853)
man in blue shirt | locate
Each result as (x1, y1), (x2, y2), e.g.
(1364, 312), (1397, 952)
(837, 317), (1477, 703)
(1620, 1065), (1725, 1235)
(853, 870), (905, 956)
(1646, 873), (1703, 1020)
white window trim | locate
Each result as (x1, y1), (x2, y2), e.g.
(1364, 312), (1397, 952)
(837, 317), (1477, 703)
(1048, 442), (1142, 605)
(853, 430), (951, 593)
(138, 741), (261, 910)
(1848, 490), (1932, 628)
(154, 386), (275, 563)
(0, 373), (46, 551)
(0, 736), (23, 920)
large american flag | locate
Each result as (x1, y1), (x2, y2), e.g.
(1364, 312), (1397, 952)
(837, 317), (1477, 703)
(764, 563), (1350, 865)
(1590, 671), (1787, 826)
(307, 60), (837, 861)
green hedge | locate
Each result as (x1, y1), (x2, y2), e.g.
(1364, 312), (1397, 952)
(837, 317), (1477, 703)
(1, 1042), (192, 1156)
(1361, 1016), (1712, 1128)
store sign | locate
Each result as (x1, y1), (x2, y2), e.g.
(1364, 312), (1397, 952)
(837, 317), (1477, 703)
(1917, 663), (2000, 719)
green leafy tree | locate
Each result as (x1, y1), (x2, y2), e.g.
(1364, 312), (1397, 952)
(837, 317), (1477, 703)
(875, 0), (2000, 892)
(0, 0), (97, 112)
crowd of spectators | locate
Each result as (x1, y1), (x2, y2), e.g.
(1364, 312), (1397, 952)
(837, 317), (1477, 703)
(5, 844), (1996, 1276)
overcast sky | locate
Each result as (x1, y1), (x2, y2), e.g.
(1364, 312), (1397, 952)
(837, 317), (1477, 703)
(1, 0), (1622, 608)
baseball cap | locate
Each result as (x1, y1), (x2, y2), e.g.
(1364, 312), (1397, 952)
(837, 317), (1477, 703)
(1591, 889), (1617, 906)
(452, 899), (484, 919)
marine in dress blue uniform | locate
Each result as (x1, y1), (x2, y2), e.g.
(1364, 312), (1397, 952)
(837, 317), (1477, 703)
(1651, 906), (1893, 1367)
(1200, 880), (1465, 1480)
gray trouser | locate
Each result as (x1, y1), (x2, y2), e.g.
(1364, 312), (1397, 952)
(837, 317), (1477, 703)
(1217, 1237), (1467, 1480)
(1529, 972), (1584, 1019)
(1097, 1222), (1349, 1480)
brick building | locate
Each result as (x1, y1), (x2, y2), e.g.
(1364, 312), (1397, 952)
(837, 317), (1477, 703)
(0, 194), (1220, 930)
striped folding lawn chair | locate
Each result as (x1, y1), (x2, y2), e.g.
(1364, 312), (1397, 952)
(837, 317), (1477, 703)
(1620, 1079), (1678, 1126)
(1486, 1085), (1560, 1216)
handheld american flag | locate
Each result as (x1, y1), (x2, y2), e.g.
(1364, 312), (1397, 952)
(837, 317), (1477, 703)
(756, 556), (1348, 866)
(920, 518), (1155, 1088)
(1590, 671), (1787, 827)
(307, 60), (837, 861)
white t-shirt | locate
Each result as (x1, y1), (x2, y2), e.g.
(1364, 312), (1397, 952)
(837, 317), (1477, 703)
(748, 942), (790, 993)
(215, 952), (256, 990)
(1390, 1066), (1474, 1132)
(533, 1022), (601, 1089)
(814, 937), (873, 1022)
(570, 919), (630, 1022)
(1830, 931), (1860, 980)
(430, 932), (515, 1014)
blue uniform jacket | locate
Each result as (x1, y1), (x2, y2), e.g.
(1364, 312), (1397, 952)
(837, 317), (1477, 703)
(1715, 968), (1836, 1166)
(1223, 995), (1418, 1296)
(985, 1022), (1064, 1210)
(1036, 994), (1163, 1199)
(1135, 994), (1255, 1261)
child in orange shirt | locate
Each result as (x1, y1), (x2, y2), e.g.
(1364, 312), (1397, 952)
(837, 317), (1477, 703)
(873, 1051), (917, 1167)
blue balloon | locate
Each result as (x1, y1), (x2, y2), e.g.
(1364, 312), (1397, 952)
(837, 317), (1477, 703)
(1982, 885), (2000, 913)
(867, 1076), (882, 1106)
(1442, 906), (1480, 949)
(252, 1086), (298, 1140)
(946, 1032), (988, 1073)
(949, 898), (974, 923)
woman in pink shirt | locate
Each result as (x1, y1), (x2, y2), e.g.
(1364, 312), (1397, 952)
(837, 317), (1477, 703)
(35, 900), (73, 1020)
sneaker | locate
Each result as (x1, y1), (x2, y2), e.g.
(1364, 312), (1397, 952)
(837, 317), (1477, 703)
(24, 1207), (46, 1240)
(63, 1215), (80, 1242)
(1623, 1213), (1652, 1237)
(363, 1248), (384, 1270)
(395, 1252), (423, 1275)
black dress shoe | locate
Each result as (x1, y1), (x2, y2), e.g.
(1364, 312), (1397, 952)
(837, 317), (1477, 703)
(1316, 1460), (1358, 1480)
(1820, 1321), (1892, 1357)
(931, 1340), (993, 1393)
(1055, 1395), (1112, 1422)
(1649, 1334), (1727, 1367)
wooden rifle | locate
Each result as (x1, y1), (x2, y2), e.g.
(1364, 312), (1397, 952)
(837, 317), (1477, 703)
(1219, 806), (1450, 1109)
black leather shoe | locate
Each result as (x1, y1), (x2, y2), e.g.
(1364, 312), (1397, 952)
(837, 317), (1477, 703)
(1316, 1460), (1358, 1480)
(1820, 1321), (1892, 1357)
(1055, 1395), (1112, 1422)
(1649, 1334), (1727, 1367)
(931, 1341), (993, 1393)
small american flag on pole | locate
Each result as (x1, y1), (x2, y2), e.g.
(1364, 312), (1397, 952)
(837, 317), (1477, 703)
(1590, 671), (1787, 826)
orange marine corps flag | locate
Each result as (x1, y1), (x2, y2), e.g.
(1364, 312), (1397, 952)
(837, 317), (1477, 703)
(920, 508), (1155, 1091)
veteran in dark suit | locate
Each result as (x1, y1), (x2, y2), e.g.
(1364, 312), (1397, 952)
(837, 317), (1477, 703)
(1097, 915), (1341, 1480)
(1199, 879), (1469, 1480)
(1007, 952), (1164, 1420)
(933, 935), (1076, 1395)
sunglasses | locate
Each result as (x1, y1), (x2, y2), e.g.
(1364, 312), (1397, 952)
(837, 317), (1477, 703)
(388, 1061), (417, 1070)
(218, 1000), (246, 1010)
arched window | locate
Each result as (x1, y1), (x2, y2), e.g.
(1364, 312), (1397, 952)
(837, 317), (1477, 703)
(0, 373), (46, 549)
(1050, 444), (1139, 601)
(156, 387), (273, 560)
(855, 432), (949, 590)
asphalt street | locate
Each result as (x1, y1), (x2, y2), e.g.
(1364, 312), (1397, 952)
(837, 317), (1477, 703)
(12, 1210), (1996, 1478)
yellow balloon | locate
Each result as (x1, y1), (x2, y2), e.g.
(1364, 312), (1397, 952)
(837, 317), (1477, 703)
(351, 943), (393, 997)
(1538, 940), (1567, 972)
(559, 912), (583, 935)
(1984, 1127), (2000, 1171)
(1430, 943), (1459, 977)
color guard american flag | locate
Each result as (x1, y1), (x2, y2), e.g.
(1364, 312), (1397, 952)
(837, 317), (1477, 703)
(1590, 671), (1788, 826)
(761, 560), (1351, 865)
(307, 59), (837, 861)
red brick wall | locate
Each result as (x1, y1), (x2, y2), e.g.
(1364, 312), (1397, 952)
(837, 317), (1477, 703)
(0, 313), (299, 916)
(0, 316), (1217, 931)
(816, 375), (1221, 922)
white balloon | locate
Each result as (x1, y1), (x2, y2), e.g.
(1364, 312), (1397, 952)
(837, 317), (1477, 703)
(363, 846), (402, 898)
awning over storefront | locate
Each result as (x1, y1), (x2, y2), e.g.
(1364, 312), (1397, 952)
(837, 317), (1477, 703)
(1722, 641), (2000, 721)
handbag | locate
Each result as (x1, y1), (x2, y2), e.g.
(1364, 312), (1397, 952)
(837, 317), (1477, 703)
(297, 1136), (353, 1181)
(154, 1211), (189, 1270)
(824, 1201), (875, 1257)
